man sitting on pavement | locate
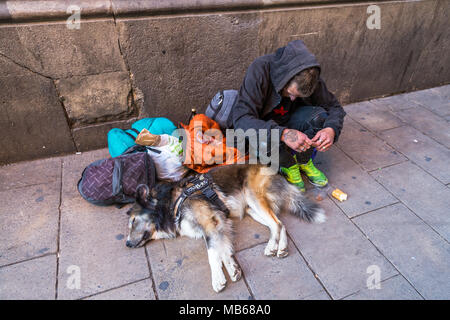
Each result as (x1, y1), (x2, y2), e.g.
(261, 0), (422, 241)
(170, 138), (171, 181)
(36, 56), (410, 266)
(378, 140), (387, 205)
(231, 40), (346, 192)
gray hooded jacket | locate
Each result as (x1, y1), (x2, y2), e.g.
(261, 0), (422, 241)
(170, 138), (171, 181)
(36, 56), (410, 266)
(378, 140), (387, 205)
(230, 40), (346, 143)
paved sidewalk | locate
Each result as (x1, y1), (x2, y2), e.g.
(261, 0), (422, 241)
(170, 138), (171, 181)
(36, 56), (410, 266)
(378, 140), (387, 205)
(1, 85), (449, 300)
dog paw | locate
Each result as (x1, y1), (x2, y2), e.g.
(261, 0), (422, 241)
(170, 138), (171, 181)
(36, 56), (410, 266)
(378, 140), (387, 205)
(223, 257), (242, 282)
(264, 242), (278, 256)
(211, 271), (227, 293)
(277, 248), (289, 258)
(230, 265), (242, 282)
(212, 278), (227, 293)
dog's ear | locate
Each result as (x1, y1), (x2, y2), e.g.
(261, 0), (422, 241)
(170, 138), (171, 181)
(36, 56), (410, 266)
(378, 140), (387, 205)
(136, 184), (150, 201)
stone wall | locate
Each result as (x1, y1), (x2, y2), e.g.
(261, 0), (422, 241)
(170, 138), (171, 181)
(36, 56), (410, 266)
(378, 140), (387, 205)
(0, 0), (449, 164)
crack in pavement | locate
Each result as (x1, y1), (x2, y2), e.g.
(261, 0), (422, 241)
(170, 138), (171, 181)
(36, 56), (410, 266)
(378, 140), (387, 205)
(0, 50), (53, 79)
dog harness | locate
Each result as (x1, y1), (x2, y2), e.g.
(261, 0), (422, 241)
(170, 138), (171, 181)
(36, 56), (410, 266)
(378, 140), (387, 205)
(171, 173), (230, 225)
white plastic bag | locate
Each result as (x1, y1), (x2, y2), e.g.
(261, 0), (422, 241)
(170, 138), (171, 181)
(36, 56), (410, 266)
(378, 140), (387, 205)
(147, 134), (188, 181)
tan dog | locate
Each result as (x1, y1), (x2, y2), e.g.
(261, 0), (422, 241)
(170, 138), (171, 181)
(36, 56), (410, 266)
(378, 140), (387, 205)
(126, 164), (325, 292)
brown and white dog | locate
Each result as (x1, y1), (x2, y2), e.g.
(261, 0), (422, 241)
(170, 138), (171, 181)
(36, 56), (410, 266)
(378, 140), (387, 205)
(126, 164), (325, 292)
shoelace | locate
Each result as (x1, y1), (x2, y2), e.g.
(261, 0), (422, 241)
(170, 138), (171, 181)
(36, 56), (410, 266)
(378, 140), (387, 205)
(300, 161), (320, 176)
(287, 165), (302, 182)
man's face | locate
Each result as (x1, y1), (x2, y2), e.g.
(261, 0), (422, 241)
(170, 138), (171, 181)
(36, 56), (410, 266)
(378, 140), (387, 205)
(281, 83), (303, 102)
(281, 72), (319, 101)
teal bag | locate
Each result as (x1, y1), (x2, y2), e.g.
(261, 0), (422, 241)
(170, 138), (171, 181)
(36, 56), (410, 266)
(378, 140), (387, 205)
(108, 117), (177, 158)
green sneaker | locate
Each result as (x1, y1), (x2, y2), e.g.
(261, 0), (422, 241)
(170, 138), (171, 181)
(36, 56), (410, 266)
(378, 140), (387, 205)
(280, 163), (305, 192)
(299, 158), (328, 187)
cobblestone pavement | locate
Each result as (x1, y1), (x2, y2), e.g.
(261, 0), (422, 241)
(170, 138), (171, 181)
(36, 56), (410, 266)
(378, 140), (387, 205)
(1, 85), (449, 300)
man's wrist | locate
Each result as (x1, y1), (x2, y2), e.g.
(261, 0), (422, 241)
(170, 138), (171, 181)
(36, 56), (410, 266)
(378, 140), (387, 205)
(280, 128), (289, 142)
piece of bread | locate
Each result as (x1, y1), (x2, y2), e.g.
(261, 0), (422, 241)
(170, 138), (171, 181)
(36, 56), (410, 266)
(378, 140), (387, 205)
(135, 128), (162, 146)
(332, 188), (348, 201)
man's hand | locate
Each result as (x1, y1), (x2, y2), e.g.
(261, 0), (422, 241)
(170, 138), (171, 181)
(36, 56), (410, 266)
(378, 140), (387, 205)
(281, 128), (313, 153)
(311, 127), (335, 152)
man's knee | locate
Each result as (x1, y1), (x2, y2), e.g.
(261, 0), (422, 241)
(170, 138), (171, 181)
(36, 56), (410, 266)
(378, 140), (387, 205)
(309, 108), (328, 129)
(287, 106), (328, 137)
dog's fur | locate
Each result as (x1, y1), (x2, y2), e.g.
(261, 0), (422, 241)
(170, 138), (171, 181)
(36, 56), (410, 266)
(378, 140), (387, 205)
(126, 164), (326, 292)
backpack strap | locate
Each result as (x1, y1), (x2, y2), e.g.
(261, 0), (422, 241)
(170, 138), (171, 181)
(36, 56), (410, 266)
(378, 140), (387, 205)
(123, 144), (162, 155)
(211, 90), (224, 121)
(124, 128), (141, 141)
(124, 131), (138, 141)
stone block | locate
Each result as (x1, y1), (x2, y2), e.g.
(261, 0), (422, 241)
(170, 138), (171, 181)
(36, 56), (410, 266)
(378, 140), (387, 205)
(57, 199), (149, 300)
(71, 118), (137, 152)
(430, 84), (450, 98)
(392, 105), (450, 148)
(353, 203), (450, 300)
(55, 72), (133, 126)
(370, 93), (422, 111)
(344, 275), (422, 300)
(379, 126), (450, 184)
(0, 157), (61, 192)
(0, 182), (60, 266)
(281, 198), (397, 299)
(405, 87), (450, 117)
(0, 49), (31, 77)
(370, 161), (450, 241)
(0, 71), (75, 165)
(0, 254), (57, 300)
(343, 101), (405, 132)
(313, 147), (398, 217)
(0, 19), (126, 79)
(147, 237), (251, 299)
(235, 240), (324, 299)
(85, 279), (156, 300)
(302, 290), (331, 300)
(233, 216), (270, 253)
(336, 117), (407, 171)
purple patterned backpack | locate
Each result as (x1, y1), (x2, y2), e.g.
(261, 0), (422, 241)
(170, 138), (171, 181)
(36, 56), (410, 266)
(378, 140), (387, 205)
(77, 146), (158, 206)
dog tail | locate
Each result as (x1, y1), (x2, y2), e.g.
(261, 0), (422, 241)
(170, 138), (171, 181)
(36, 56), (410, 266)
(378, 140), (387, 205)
(286, 184), (326, 223)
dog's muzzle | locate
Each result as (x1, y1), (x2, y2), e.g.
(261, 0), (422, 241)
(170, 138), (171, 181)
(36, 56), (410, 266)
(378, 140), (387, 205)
(126, 231), (151, 248)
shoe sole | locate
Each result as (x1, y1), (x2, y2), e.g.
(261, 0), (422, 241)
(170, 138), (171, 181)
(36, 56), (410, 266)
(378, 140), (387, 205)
(299, 167), (328, 188)
(305, 176), (328, 188)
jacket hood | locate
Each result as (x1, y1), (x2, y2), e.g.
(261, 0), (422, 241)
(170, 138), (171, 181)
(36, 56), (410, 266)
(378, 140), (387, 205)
(269, 40), (321, 93)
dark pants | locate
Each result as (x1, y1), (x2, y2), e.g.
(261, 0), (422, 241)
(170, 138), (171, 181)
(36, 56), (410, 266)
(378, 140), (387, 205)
(279, 106), (328, 167)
